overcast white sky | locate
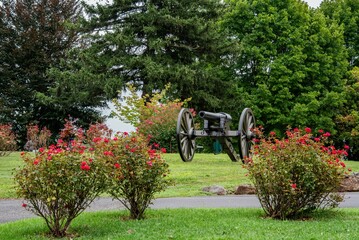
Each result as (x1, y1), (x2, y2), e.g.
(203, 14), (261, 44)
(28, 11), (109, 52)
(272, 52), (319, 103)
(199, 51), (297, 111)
(306, 0), (322, 8)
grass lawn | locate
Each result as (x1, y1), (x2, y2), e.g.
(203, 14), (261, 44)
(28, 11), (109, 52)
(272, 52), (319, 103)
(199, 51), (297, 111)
(0, 208), (358, 239)
(1, 152), (359, 199)
(0, 153), (23, 198)
(1, 152), (359, 239)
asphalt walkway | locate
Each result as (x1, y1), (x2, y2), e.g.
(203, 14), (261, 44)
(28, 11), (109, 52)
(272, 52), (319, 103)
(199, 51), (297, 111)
(1, 193), (359, 224)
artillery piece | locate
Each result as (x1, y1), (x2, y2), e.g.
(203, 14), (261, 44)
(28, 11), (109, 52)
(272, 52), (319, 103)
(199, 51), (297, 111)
(176, 108), (256, 162)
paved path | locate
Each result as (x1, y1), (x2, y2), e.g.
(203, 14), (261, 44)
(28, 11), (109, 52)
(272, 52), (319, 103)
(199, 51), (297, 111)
(1, 193), (359, 224)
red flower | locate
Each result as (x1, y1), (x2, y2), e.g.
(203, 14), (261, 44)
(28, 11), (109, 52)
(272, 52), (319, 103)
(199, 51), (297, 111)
(146, 161), (153, 167)
(291, 183), (297, 189)
(22, 203), (27, 208)
(344, 145), (350, 150)
(81, 161), (87, 166)
(81, 164), (90, 171)
(304, 127), (311, 133)
(93, 137), (102, 143)
(104, 151), (114, 156)
(33, 159), (40, 165)
(153, 143), (160, 148)
(113, 137), (118, 141)
(39, 147), (44, 153)
(293, 128), (299, 132)
(130, 148), (136, 153)
(323, 132), (331, 138)
(314, 137), (320, 142)
(123, 132), (128, 136)
(114, 163), (121, 169)
(104, 138), (109, 143)
(161, 148), (167, 153)
(340, 161), (346, 168)
(269, 131), (276, 136)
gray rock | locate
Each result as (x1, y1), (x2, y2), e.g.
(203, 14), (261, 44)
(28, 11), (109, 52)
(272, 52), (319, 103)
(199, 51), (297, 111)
(234, 184), (256, 195)
(338, 172), (359, 192)
(202, 185), (227, 195)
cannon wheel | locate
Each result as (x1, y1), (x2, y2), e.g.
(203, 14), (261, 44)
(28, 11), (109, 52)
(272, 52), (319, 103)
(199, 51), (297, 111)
(176, 108), (196, 162)
(238, 108), (256, 160)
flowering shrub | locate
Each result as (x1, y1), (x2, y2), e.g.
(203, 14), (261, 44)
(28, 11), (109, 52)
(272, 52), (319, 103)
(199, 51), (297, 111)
(85, 122), (113, 146)
(14, 138), (108, 237)
(93, 132), (171, 219)
(113, 84), (192, 152)
(59, 117), (86, 144)
(25, 124), (52, 151)
(245, 127), (349, 219)
(0, 124), (17, 157)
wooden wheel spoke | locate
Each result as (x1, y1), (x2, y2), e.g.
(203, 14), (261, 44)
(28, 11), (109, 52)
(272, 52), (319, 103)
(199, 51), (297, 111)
(176, 108), (195, 162)
(238, 108), (256, 162)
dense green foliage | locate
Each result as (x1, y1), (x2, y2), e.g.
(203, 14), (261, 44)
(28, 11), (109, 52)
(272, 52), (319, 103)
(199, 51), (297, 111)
(320, 0), (359, 68)
(76, 0), (236, 111)
(246, 128), (349, 219)
(335, 67), (359, 159)
(1, 0), (358, 161)
(0, 0), (87, 146)
(222, 0), (348, 135)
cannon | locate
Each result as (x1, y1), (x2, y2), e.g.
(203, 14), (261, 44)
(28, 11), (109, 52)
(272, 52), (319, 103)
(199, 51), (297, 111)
(176, 108), (256, 162)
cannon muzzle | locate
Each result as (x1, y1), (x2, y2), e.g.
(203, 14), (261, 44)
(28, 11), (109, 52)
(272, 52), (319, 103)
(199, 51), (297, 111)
(199, 111), (232, 122)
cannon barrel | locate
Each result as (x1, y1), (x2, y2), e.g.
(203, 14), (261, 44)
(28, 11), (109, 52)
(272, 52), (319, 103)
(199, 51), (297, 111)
(199, 111), (232, 122)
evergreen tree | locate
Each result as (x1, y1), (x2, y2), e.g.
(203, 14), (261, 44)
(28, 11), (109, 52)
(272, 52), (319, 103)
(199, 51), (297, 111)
(0, 0), (84, 145)
(71, 0), (235, 111)
(222, 0), (348, 133)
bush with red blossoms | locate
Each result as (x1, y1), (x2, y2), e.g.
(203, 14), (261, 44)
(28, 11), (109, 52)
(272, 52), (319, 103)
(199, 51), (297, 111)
(93, 132), (171, 220)
(25, 124), (52, 151)
(0, 124), (17, 157)
(245, 127), (350, 219)
(14, 133), (108, 238)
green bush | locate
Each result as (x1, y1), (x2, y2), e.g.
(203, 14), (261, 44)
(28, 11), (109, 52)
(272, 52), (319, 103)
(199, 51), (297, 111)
(245, 127), (349, 219)
(14, 140), (108, 238)
(93, 132), (171, 220)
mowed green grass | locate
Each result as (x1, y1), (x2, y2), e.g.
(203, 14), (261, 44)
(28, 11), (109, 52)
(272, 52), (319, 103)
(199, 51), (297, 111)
(0, 208), (359, 239)
(0, 153), (23, 198)
(1, 152), (359, 199)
